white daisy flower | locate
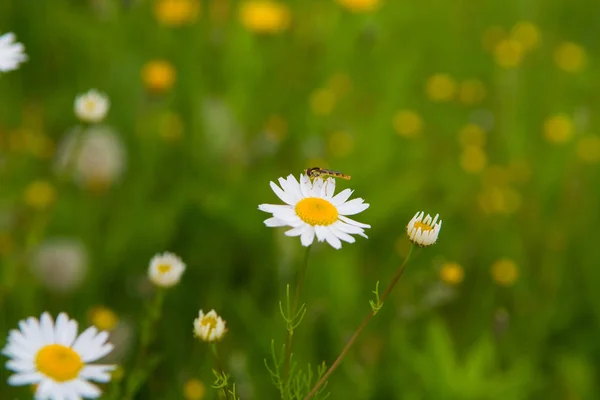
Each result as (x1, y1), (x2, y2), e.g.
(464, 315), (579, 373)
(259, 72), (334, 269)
(148, 252), (186, 288)
(31, 238), (88, 293)
(0, 32), (27, 72)
(406, 211), (442, 247)
(74, 90), (110, 123)
(258, 174), (370, 250)
(193, 310), (227, 342)
(2, 312), (115, 400)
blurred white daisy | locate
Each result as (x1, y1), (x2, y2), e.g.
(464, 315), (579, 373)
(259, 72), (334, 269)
(406, 211), (442, 247)
(259, 174), (370, 249)
(74, 89), (110, 123)
(31, 238), (88, 293)
(193, 310), (227, 342)
(2, 312), (115, 399)
(55, 126), (126, 190)
(0, 32), (27, 72)
(148, 252), (186, 287)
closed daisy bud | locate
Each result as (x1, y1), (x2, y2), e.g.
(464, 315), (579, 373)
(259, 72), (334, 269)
(148, 252), (186, 287)
(74, 89), (110, 123)
(193, 309), (227, 342)
(406, 211), (442, 247)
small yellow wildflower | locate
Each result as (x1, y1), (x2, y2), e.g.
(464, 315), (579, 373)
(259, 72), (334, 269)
(239, 1), (290, 34)
(335, 0), (380, 13)
(154, 0), (200, 26)
(184, 378), (206, 400)
(328, 131), (355, 157)
(425, 74), (456, 102)
(111, 366), (125, 382)
(24, 180), (56, 210)
(458, 123), (486, 147)
(142, 60), (176, 93)
(440, 262), (464, 285)
(482, 25), (507, 53)
(328, 73), (352, 96)
(478, 186), (521, 215)
(309, 89), (336, 116)
(393, 110), (423, 138)
(554, 41), (587, 73)
(459, 146), (487, 173)
(491, 258), (518, 286)
(264, 115), (288, 143)
(209, 0), (231, 22)
(543, 114), (574, 144)
(576, 135), (600, 164)
(89, 306), (119, 331)
(458, 79), (487, 105)
(507, 160), (532, 183)
(510, 21), (540, 51)
(494, 39), (523, 68)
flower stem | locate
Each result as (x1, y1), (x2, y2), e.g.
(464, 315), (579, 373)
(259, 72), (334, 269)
(211, 343), (230, 400)
(303, 245), (414, 400)
(283, 245), (312, 380)
(122, 288), (165, 400)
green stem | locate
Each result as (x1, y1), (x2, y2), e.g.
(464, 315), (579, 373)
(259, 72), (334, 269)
(303, 245), (414, 400)
(122, 288), (165, 400)
(283, 245), (312, 381)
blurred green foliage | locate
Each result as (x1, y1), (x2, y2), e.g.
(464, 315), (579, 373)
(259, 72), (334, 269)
(2, 0), (600, 399)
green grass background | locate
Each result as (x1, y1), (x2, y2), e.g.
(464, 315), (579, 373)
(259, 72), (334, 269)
(1, 0), (600, 399)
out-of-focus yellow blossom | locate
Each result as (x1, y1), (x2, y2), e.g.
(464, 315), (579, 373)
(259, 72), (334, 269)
(0, 233), (13, 256)
(154, 0), (200, 26)
(8, 129), (54, 158)
(264, 115), (288, 143)
(510, 21), (540, 51)
(89, 306), (119, 331)
(458, 124), (486, 147)
(440, 262), (464, 285)
(310, 89), (336, 116)
(328, 131), (355, 157)
(543, 114), (574, 144)
(507, 160), (532, 183)
(494, 39), (523, 68)
(159, 112), (184, 141)
(184, 378), (206, 400)
(554, 41), (587, 73)
(393, 110), (423, 138)
(111, 366), (125, 381)
(142, 60), (176, 93)
(483, 165), (509, 186)
(482, 26), (507, 52)
(576, 135), (600, 164)
(209, 0), (230, 22)
(24, 180), (56, 210)
(425, 74), (456, 102)
(239, 1), (290, 34)
(328, 73), (352, 97)
(491, 258), (519, 286)
(458, 79), (487, 105)
(335, 0), (380, 13)
(478, 185), (521, 215)
(460, 145), (487, 173)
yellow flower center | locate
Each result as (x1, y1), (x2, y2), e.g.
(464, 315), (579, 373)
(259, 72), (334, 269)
(83, 99), (97, 113)
(295, 198), (338, 226)
(35, 344), (83, 382)
(414, 221), (433, 231)
(201, 316), (217, 329)
(158, 264), (172, 274)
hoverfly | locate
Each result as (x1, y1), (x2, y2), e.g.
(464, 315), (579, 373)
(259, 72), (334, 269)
(305, 167), (351, 181)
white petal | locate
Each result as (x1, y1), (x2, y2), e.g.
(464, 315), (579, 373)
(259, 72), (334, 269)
(339, 215), (371, 229)
(331, 188), (354, 205)
(264, 217), (289, 227)
(314, 225), (328, 242)
(22, 317), (44, 347)
(72, 326), (98, 355)
(39, 313), (56, 344)
(7, 371), (43, 386)
(329, 225), (356, 243)
(323, 178), (336, 198)
(300, 175), (312, 197)
(300, 226), (315, 247)
(337, 198), (369, 215)
(258, 204), (291, 214)
(285, 225), (308, 237)
(269, 207), (301, 223)
(80, 365), (115, 383)
(269, 181), (296, 205)
(6, 359), (35, 372)
(284, 175), (304, 200)
(323, 229), (342, 249)
(72, 378), (102, 398)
